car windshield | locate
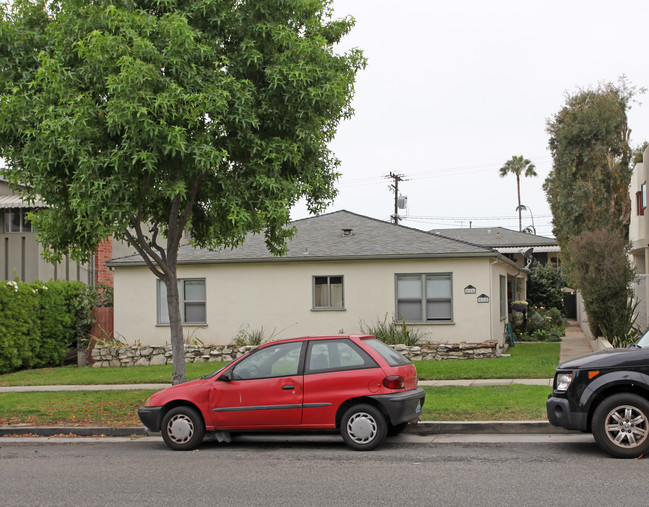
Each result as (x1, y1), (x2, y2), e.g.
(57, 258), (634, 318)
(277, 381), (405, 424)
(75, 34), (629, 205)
(636, 330), (649, 348)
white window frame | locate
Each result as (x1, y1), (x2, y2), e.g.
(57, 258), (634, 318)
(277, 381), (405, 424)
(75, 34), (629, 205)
(395, 273), (453, 323)
(312, 275), (345, 310)
(157, 278), (207, 325)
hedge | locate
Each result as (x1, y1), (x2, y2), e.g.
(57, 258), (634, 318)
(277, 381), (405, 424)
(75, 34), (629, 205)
(0, 280), (94, 374)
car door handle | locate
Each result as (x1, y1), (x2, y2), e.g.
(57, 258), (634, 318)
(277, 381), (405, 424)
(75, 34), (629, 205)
(282, 385), (295, 390)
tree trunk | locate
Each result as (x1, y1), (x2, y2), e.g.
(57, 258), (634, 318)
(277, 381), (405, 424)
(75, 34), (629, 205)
(516, 174), (522, 231)
(165, 274), (186, 385)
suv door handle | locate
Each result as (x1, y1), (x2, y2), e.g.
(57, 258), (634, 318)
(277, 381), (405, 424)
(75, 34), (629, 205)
(282, 385), (295, 390)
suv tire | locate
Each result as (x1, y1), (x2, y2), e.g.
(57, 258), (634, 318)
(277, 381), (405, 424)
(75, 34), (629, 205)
(591, 393), (649, 459)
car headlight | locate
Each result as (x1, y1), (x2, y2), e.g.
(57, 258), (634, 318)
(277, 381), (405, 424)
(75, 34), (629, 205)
(556, 373), (573, 391)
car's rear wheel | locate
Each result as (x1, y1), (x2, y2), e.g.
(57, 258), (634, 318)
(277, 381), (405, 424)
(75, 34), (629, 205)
(340, 404), (387, 451)
(592, 393), (649, 459)
(161, 406), (205, 451)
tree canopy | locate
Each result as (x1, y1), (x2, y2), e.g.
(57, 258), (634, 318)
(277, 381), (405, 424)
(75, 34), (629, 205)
(543, 80), (638, 248)
(0, 0), (365, 383)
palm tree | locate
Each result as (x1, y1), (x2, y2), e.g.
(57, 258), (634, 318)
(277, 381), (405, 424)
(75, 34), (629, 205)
(499, 155), (537, 231)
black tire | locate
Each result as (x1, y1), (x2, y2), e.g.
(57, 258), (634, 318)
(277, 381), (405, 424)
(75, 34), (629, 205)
(387, 422), (408, 437)
(161, 406), (205, 451)
(340, 404), (387, 451)
(591, 393), (649, 459)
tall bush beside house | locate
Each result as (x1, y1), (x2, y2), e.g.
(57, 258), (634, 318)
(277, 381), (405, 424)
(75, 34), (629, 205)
(0, 280), (93, 374)
(568, 228), (635, 341)
(0, 281), (39, 372)
(36, 281), (87, 369)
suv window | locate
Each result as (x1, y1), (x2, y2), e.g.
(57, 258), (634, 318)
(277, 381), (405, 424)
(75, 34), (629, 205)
(363, 338), (412, 366)
(306, 339), (378, 373)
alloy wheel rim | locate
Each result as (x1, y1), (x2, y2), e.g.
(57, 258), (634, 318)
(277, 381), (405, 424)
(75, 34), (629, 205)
(604, 405), (649, 449)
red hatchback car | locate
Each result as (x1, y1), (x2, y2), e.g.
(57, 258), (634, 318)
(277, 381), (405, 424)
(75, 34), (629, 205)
(138, 335), (425, 451)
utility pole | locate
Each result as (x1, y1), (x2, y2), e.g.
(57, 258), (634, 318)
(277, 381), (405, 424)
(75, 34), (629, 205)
(386, 172), (407, 224)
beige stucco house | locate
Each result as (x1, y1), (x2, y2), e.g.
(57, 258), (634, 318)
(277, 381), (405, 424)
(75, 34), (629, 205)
(629, 145), (649, 329)
(107, 210), (528, 347)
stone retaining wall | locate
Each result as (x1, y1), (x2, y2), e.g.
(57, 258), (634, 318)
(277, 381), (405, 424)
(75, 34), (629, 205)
(91, 340), (500, 367)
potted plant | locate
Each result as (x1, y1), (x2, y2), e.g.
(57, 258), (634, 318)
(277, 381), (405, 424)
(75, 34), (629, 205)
(511, 300), (529, 312)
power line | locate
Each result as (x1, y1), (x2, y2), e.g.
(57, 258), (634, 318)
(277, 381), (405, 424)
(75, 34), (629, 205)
(337, 156), (553, 187)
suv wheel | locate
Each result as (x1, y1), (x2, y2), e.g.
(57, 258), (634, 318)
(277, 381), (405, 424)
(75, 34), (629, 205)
(592, 393), (649, 459)
(340, 404), (387, 451)
(161, 406), (205, 451)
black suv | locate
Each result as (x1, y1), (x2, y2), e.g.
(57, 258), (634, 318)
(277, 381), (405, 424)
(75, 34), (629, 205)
(547, 332), (649, 458)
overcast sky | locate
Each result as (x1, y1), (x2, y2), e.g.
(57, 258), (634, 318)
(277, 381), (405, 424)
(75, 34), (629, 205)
(291, 0), (649, 237)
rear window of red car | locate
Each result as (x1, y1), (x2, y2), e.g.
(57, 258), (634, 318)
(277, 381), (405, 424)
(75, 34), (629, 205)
(362, 338), (412, 366)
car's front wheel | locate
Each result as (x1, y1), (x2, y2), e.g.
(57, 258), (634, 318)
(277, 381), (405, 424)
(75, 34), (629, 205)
(591, 393), (649, 459)
(161, 406), (205, 451)
(340, 404), (387, 451)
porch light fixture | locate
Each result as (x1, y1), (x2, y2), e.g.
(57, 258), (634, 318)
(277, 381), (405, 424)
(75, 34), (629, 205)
(464, 285), (476, 294)
(477, 294), (490, 303)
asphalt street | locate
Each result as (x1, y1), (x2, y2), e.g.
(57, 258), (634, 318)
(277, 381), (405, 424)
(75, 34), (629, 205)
(0, 433), (644, 507)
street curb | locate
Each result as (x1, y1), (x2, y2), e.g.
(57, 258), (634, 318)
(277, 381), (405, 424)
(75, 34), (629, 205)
(0, 426), (149, 437)
(0, 421), (568, 438)
(405, 421), (569, 435)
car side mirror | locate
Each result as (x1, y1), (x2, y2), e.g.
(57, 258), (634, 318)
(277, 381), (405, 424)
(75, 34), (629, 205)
(218, 369), (233, 381)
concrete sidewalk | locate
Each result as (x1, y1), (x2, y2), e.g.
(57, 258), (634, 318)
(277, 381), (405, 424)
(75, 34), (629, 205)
(559, 319), (594, 363)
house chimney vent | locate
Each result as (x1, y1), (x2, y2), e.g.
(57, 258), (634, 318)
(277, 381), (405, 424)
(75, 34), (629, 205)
(342, 228), (353, 237)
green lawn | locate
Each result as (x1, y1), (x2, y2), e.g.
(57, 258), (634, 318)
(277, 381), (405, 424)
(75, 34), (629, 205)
(416, 342), (560, 380)
(0, 362), (229, 386)
(0, 390), (156, 427)
(0, 342), (560, 386)
(420, 385), (551, 421)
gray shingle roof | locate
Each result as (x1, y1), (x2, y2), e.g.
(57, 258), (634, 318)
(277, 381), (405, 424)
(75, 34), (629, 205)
(108, 210), (497, 267)
(430, 227), (557, 248)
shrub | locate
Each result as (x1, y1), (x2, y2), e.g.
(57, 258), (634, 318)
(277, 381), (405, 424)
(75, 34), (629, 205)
(527, 261), (565, 311)
(232, 325), (273, 346)
(568, 227), (635, 340)
(515, 306), (566, 342)
(0, 280), (96, 374)
(600, 299), (643, 348)
(360, 314), (427, 346)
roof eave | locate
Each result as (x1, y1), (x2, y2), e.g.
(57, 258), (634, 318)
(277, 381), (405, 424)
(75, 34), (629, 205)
(106, 251), (503, 268)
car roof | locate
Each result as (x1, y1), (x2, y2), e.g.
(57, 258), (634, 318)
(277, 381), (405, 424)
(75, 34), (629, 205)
(259, 335), (375, 346)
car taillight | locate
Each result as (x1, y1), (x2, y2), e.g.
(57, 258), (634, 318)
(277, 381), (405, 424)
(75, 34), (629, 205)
(383, 375), (405, 389)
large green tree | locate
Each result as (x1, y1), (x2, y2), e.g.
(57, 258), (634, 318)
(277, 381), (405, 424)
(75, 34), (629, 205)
(544, 80), (640, 341)
(544, 80), (636, 249)
(498, 155), (536, 232)
(0, 0), (365, 384)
